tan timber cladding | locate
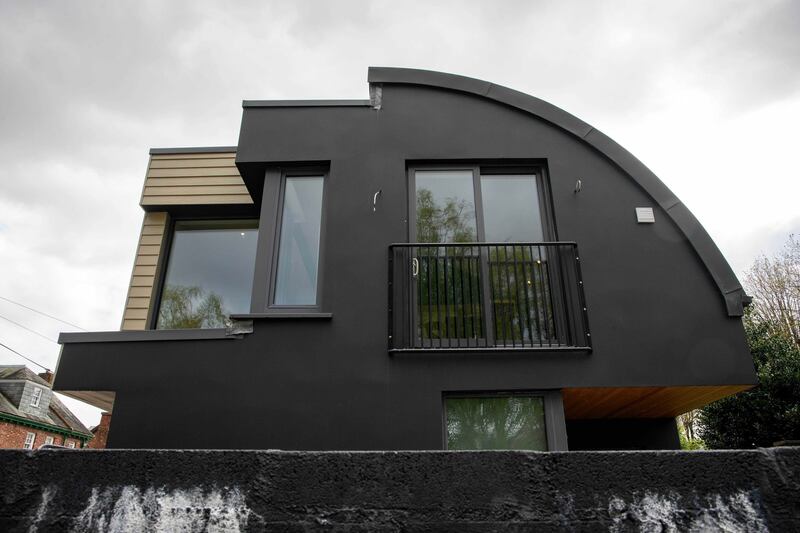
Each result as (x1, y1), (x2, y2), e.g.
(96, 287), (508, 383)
(141, 152), (253, 206)
(121, 212), (168, 330)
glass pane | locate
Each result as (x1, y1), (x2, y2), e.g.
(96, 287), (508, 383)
(480, 174), (543, 242)
(415, 171), (481, 343)
(446, 396), (547, 450)
(274, 176), (324, 305)
(157, 220), (258, 329)
(415, 170), (477, 243)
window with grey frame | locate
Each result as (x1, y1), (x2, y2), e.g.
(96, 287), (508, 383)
(443, 391), (567, 451)
(251, 168), (327, 313)
(155, 219), (259, 329)
(402, 164), (573, 349)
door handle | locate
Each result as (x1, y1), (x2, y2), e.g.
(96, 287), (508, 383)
(412, 257), (419, 277)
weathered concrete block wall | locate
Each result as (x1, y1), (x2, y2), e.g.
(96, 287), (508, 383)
(0, 448), (797, 531)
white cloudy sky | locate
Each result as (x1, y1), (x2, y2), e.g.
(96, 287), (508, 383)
(0, 0), (798, 427)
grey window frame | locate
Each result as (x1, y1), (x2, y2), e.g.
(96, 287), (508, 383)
(441, 389), (568, 451)
(407, 162), (557, 243)
(251, 166), (328, 314)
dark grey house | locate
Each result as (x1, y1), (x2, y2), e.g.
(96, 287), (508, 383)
(55, 67), (756, 451)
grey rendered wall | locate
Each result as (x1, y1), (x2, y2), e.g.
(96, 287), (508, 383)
(55, 82), (755, 450)
(1, 448), (797, 531)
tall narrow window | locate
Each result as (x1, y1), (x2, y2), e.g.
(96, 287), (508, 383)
(30, 386), (43, 407)
(273, 176), (324, 306)
(23, 432), (35, 449)
(157, 220), (259, 329)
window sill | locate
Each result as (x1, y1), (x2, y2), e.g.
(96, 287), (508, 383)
(230, 312), (333, 320)
(58, 328), (238, 344)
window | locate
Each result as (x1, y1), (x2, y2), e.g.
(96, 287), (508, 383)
(66, 441), (76, 449)
(23, 432), (35, 449)
(30, 387), (42, 407)
(409, 165), (559, 347)
(272, 175), (325, 306)
(156, 220), (259, 329)
(445, 395), (548, 451)
(44, 436), (54, 446)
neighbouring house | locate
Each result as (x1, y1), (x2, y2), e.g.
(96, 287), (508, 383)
(85, 412), (111, 449)
(0, 366), (92, 449)
(54, 67), (756, 451)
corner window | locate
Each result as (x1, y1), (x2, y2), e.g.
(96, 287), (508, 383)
(30, 387), (42, 407)
(272, 175), (325, 306)
(156, 220), (259, 329)
(23, 432), (35, 449)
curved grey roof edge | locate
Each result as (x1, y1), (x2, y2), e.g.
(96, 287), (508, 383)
(368, 67), (747, 317)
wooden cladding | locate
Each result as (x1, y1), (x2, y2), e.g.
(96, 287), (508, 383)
(562, 385), (753, 419)
(121, 212), (168, 331)
(141, 152), (253, 206)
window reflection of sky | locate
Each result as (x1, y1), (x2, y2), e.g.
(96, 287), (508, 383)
(481, 175), (543, 242)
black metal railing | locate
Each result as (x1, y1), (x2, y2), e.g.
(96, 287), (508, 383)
(389, 242), (590, 351)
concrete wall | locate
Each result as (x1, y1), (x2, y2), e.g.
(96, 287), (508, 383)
(0, 448), (797, 531)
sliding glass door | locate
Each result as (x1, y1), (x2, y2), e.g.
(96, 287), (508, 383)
(410, 166), (556, 348)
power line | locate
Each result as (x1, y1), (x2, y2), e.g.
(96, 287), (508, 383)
(0, 314), (58, 344)
(0, 341), (51, 372)
(0, 295), (86, 331)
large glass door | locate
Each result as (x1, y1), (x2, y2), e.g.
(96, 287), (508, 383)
(410, 166), (555, 348)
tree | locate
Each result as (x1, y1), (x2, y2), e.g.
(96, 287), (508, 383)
(415, 189), (476, 244)
(156, 285), (227, 329)
(745, 234), (799, 347)
(699, 312), (800, 448)
(699, 235), (800, 448)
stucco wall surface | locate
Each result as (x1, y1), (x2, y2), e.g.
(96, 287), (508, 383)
(0, 448), (797, 532)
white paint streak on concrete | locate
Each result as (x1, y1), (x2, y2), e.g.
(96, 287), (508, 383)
(29, 484), (56, 533)
(604, 490), (767, 532)
(71, 486), (253, 532)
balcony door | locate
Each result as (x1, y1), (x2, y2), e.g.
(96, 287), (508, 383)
(409, 165), (558, 348)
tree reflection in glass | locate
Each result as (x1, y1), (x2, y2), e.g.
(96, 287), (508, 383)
(157, 285), (226, 329)
(155, 220), (258, 329)
(415, 170), (480, 342)
(446, 396), (547, 450)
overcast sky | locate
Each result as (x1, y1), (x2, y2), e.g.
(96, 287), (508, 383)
(1, 0), (798, 427)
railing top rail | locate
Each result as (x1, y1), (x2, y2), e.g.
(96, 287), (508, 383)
(389, 241), (578, 248)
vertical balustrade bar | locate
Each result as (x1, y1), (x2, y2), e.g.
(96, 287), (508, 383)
(466, 249), (476, 343)
(519, 246), (535, 347)
(509, 244), (527, 346)
(541, 245), (556, 347)
(457, 251), (466, 347)
(530, 245), (545, 347)
(502, 245), (516, 348)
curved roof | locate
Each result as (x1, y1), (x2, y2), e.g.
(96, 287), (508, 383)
(368, 67), (748, 317)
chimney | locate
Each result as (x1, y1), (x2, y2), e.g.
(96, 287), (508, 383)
(38, 370), (53, 385)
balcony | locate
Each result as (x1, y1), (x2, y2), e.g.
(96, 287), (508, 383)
(389, 242), (591, 352)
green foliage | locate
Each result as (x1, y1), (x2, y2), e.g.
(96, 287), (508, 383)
(157, 285), (227, 329)
(699, 314), (800, 448)
(678, 425), (706, 450)
(446, 396), (547, 450)
(416, 188), (476, 244)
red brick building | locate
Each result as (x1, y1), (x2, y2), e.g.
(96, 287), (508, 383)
(86, 412), (111, 449)
(0, 366), (92, 449)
